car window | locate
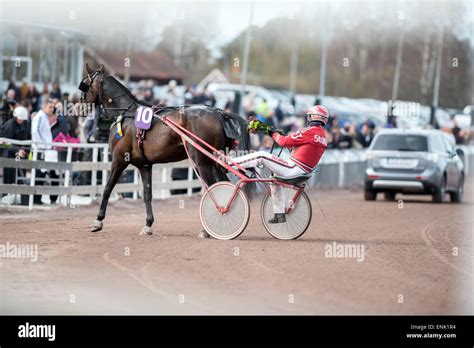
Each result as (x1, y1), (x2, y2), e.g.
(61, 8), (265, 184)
(372, 134), (428, 151)
(430, 135), (447, 154)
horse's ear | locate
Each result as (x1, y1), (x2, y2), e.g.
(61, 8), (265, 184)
(86, 63), (93, 74)
(99, 64), (105, 73)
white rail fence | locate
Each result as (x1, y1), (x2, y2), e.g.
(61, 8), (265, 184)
(0, 138), (200, 209)
(1, 138), (473, 209)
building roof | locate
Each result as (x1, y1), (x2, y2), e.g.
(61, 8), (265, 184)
(1, 20), (86, 41)
(96, 50), (185, 82)
(197, 68), (229, 90)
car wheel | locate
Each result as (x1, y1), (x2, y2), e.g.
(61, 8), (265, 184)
(450, 173), (464, 203)
(364, 189), (377, 201)
(384, 192), (396, 201)
(432, 175), (446, 203)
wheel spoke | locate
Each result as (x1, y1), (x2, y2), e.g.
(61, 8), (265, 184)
(261, 191), (311, 240)
(201, 182), (249, 239)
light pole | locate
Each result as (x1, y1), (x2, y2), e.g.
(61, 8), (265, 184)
(239, 0), (255, 116)
(389, 26), (405, 126)
(319, 5), (332, 98)
(319, 27), (328, 97)
(391, 28), (405, 105)
(289, 39), (299, 95)
(431, 25), (445, 126)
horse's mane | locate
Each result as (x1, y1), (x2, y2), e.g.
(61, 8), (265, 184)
(104, 75), (152, 107)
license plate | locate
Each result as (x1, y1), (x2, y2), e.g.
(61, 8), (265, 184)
(381, 158), (418, 169)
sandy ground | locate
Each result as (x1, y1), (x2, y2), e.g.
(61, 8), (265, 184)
(0, 185), (472, 315)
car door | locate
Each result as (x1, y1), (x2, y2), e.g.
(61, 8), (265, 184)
(430, 134), (453, 188)
(443, 136), (460, 188)
(437, 134), (456, 189)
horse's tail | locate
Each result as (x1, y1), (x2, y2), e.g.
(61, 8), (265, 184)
(221, 111), (257, 201)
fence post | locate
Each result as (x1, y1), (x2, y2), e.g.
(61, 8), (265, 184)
(187, 166), (193, 196)
(155, 168), (163, 199)
(133, 168), (139, 200)
(28, 146), (38, 210)
(91, 147), (98, 200)
(161, 167), (169, 199)
(338, 152), (345, 188)
(63, 146), (73, 207)
(102, 145), (108, 187)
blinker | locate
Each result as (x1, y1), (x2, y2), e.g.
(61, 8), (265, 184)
(78, 81), (89, 92)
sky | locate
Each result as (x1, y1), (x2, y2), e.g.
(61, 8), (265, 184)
(1, 0), (472, 49)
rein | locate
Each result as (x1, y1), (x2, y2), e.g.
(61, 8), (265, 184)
(97, 75), (136, 119)
(80, 69), (136, 119)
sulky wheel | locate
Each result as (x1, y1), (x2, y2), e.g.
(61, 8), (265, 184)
(261, 187), (312, 240)
(199, 182), (250, 240)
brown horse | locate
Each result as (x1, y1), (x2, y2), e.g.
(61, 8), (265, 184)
(79, 64), (252, 237)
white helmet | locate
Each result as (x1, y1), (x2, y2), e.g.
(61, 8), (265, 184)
(13, 106), (29, 121)
(306, 105), (329, 125)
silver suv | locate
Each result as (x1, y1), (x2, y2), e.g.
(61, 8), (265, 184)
(364, 129), (464, 203)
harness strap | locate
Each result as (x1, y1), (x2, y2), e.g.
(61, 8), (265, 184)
(136, 128), (151, 167)
(133, 106), (163, 167)
(152, 103), (166, 113)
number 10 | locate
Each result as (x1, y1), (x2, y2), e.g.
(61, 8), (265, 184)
(136, 106), (153, 123)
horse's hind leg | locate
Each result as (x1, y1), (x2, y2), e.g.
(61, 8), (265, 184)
(91, 158), (127, 232)
(138, 165), (154, 236)
(213, 164), (229, 182)
(194, 159), (225, 239)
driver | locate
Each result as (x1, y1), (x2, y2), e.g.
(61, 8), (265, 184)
(231, 105), (329, 224)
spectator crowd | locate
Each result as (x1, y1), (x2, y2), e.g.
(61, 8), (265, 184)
(0, 77), (82, 204)
(0, 75), (472, 204)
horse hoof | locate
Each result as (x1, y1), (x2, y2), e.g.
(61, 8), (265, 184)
(140, 226), (153, 236)
(91, 220), (103, 232)
(198, 230), (210, 239)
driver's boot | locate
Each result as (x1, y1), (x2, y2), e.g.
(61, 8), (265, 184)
(268, 213), (286, 224)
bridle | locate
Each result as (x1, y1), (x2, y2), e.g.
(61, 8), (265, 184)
(79, 69), (135, 119)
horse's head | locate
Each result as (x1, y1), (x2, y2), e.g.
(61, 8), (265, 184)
(79, 63), (114, 120)
(79, 63), (136, 121)
(79, 63), (104, 106)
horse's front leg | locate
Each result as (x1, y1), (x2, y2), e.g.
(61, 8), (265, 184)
(138, 165), (154, 235)
(91, 158), (127, 232)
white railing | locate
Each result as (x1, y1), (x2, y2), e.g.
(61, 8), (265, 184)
(1, 137), (473, 209)
(0, 138), (200, 209)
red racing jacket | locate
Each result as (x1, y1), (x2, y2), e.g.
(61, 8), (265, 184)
(272, 125), (327, 172)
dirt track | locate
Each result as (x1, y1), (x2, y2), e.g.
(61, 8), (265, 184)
(0, 185), (473, 315)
